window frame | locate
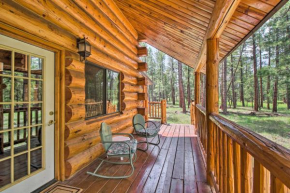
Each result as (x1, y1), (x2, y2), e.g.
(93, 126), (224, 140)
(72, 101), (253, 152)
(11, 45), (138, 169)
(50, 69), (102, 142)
(85, 61), (120, 120)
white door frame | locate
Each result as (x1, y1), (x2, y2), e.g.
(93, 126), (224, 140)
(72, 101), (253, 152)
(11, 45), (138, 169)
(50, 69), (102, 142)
(0, 34), (55, 193)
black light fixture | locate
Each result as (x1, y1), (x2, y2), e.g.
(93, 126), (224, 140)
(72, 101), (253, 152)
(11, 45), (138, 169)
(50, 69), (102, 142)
(77, 37), (91, 62)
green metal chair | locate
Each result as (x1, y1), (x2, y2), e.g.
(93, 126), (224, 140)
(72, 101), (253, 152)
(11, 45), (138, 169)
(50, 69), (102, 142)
(132, 114), (161, 151)
(87, 122), (137, 179)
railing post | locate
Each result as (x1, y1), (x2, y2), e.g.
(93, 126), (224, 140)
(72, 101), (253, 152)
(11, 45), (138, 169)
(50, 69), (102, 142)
(194, 71), (200, 135)
(161, 99), (166, 124)
(206, 37), (219, 185)
(190, 102), (195, 125)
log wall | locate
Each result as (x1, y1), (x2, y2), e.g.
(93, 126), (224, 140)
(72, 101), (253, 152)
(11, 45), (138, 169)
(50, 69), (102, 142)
(0, 0), (148, 178)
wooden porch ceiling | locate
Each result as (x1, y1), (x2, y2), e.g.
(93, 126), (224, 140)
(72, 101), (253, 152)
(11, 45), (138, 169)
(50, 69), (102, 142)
(115, 0), (284, 71)
(115, 0), (215, 68)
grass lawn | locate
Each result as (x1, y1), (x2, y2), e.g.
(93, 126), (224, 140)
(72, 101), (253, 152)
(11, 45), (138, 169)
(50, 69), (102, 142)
(221, 104), (290, 149)
(165, 103), (192, 124)
(160, 102), (290, 149)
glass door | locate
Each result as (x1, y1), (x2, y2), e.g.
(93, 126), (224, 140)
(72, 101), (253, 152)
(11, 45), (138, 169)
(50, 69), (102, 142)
(0, 34), (55, 193)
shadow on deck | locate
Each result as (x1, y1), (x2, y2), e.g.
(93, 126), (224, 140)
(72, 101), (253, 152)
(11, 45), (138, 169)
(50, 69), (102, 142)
(62, 124), (213, 193)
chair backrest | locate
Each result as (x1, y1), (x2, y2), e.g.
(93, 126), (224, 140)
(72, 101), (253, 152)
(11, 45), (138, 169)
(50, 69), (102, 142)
(133, 114), (145, 132)
(100, 122), (112, 151)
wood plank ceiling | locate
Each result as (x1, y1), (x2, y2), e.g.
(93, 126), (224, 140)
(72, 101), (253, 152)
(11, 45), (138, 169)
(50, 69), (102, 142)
(199, 0), (282, 73)
(115, 0), (283, 70)
(115, 0), (215, 68)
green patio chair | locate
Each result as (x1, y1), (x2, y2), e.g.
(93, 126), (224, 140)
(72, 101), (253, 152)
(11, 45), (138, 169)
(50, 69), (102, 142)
(87, 122), (137, 179)
(133, 114), (161, 151)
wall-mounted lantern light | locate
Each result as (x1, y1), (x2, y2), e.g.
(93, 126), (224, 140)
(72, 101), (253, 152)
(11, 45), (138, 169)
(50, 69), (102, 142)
(77, 37), (91, 62)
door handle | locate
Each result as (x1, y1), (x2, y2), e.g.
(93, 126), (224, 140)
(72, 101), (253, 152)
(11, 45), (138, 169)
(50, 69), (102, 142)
(48, 120), (56, 126)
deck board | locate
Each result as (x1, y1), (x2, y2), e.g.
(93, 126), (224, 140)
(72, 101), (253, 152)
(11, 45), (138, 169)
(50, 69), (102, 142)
(62, 124), (212, 193)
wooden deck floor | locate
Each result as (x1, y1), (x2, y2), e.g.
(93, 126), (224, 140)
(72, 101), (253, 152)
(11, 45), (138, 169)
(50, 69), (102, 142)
(62, 124), (213, 193)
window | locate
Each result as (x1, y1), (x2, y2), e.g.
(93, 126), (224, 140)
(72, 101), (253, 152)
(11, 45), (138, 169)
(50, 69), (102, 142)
(85, 62), (120, 119)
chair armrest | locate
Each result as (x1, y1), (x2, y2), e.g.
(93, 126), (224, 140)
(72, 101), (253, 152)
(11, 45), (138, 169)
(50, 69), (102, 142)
(112, 133), (134, 139)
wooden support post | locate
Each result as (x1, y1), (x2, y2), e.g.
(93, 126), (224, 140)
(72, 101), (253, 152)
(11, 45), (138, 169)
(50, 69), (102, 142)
(206, 38), (219, 185)
(190, 102), (195, 125)
(161, 99), (166, 124)
(194, 71), (200, 132)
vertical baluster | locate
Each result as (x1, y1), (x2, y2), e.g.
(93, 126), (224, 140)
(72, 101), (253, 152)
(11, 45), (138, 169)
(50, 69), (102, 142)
(227, 137), (234, 193)
(216, 125), (220, 185)
(254, 159), (266, 193)
(241, 148), (251, 193)
(149, 103), (151, 118)
(158, 103), (160, 118)
(154, 103), (156, 118)
(150, 103), (152, 117)
(219, 129), (223, 193)
(213, 124), (217, 179)
(223, 132), (228, 193)
(270, 174), (286, 193)
(233, 141), (241, 193)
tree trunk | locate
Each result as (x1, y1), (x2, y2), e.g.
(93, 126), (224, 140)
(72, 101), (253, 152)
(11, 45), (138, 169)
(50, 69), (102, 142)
(252, 34), (259, 111)
(222, 59), (227, 113)
(267, 47), (271, 110)
(286, 15), (290, 109)
(259, 48), (263, 108)
(187, 67), (191, 108)
(171, 59), (176, 105)
(178, 61), (186, 113)
(240, 59), (245, 106)
(231, 54), (236, 108)
(272, 27), (279, 113)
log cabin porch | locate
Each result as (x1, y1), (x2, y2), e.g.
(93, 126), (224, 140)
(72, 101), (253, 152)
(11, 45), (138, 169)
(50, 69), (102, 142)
(0, 0), (290, 192)
(61, 123), (213, 193)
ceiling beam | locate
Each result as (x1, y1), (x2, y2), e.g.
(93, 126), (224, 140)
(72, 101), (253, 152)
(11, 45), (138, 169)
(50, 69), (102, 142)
(194, 0), (241, 71)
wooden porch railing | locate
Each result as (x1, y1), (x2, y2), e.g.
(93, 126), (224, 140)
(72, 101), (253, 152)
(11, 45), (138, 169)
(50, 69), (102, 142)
(194, 104), (290, 192)
(190, 102), (195, 125)
(148, 99), (166, 124)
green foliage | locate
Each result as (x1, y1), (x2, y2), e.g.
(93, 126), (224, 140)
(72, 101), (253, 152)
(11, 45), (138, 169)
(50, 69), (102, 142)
(141, 44), (195, 110)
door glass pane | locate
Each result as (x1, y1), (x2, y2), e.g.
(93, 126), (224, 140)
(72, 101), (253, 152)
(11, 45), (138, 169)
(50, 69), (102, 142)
(14, 153), (28, 181)
(14, 129), (28, 155)
(0, 131), (11, 159)
(31, 57), (43, 79)
(0, 49), (12, 75)
(14, 104), (29, 128)
(30, 80), (42, 102)
(0, 159), (11, 188)
(14, 53), (28, 77)
(85, 64), (105, 118)
(107, 70), (119, 113)
(0, 104), (11, 130)
(31, 103), (42, 125)
(14, 78), (29, 102)
(30, 126), (42, 149)
(30, 148), (42, 173)
(0, 76), (11, 102)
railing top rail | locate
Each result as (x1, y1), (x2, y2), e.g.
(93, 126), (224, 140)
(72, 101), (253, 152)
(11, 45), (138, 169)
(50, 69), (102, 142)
(149, 101), (161, 104)
(196, 104), (206, 115)
(210, 113), (290, 189)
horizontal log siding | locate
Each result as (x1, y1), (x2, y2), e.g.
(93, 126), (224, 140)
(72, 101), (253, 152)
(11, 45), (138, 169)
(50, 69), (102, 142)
(0, 0), (143, 178)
